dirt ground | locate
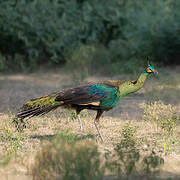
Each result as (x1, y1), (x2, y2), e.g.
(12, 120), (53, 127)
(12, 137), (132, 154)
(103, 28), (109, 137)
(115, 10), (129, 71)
(0, 67), (180, 180)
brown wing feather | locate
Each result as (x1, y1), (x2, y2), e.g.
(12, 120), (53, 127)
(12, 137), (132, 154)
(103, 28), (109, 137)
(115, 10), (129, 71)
(55, 83), (105, 105)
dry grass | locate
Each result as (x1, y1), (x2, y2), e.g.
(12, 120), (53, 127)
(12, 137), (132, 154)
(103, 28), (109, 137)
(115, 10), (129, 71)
(0, 67), (180, 179)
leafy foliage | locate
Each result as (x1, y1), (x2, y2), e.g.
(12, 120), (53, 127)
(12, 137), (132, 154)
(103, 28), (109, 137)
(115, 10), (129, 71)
(106, 123), (140, 176)
(0, 0), (180, 72)
(142, 151), (164, 174)
(105, 122), (164, 177)
(31, 134), (104, 180)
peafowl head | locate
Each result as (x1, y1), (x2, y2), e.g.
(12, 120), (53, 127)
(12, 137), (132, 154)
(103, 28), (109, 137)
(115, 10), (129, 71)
(119, 62), (157, 97)
(144, 63), (158, 74)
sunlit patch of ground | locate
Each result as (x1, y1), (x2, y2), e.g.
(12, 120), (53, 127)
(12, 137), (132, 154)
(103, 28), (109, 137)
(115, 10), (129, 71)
(0, 67), (180, 179)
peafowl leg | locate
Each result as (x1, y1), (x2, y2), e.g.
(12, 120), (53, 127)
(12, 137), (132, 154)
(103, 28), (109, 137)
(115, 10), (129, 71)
(76, 110), (83, 132)
(94, 110), (104, 142)
(78, 113), (83, 132)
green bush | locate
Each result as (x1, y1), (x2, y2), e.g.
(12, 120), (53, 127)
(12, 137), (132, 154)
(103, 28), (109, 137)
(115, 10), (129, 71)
(0, 0), (179, 72)
(32, 134), (104, 180)
(105, 123), (140, 176)
(66, 44), (111, 79)
(105, 122), (164, 177)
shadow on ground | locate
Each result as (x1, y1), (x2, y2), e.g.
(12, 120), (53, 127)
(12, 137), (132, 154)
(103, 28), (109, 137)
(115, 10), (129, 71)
(103, 172), (180, 180)
(30, 133), (95, 141)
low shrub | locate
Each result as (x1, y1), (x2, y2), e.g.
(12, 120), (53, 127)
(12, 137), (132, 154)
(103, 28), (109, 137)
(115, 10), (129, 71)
(105, 123), (139, 176)
(32, 135), (104, 180)
(140, 101), (179, 135)
(105, 122), (164, 177)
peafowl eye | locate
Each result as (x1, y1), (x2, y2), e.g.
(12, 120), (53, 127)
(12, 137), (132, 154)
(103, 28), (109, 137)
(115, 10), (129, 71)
(146, 65), (158, 74)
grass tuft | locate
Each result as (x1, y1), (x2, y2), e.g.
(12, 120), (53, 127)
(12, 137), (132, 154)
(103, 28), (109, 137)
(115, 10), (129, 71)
(140, 101), (179, 136)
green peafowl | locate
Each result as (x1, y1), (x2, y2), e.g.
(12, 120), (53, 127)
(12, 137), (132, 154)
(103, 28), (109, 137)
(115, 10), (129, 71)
(16, 63), (157, 141)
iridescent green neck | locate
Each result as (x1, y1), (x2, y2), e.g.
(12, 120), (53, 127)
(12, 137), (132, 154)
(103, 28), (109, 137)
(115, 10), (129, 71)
(119, 72), (148, 98)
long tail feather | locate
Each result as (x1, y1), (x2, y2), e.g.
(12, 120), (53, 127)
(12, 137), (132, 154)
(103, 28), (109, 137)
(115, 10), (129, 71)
(16, 107), (40, 118)
(16, 104), (61, 119)
(16, 93), (63, 120)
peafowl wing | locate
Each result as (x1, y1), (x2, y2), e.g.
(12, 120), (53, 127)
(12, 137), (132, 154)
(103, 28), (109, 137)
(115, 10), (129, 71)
(55, 82), (121, 111)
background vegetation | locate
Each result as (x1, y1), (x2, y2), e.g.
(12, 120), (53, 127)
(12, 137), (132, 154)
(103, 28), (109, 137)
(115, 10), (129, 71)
(0, 0), (180, 72)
